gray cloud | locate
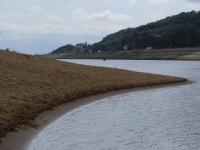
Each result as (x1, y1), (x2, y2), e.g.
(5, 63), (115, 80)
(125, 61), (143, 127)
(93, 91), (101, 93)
(187, 0), (200, 2)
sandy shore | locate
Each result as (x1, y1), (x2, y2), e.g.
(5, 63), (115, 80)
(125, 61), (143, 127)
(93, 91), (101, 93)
(0, 82), (189, 150)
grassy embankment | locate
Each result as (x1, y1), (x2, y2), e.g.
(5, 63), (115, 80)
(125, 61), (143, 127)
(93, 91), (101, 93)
(46, 47), (200, 60)
(0, 50), (187, 140)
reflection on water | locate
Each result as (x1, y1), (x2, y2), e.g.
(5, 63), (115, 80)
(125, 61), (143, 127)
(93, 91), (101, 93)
(28, 60), (200, 150)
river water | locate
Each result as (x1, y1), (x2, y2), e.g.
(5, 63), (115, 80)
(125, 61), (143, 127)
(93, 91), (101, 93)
(28, 60), (200, 150)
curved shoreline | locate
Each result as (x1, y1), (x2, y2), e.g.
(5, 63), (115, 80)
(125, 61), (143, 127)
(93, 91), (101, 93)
(0, 82), (189, 150)
(0, 50), (188, 149)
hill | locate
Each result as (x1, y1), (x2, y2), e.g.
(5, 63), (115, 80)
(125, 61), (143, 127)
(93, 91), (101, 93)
(0, 50), (186, 141)
(93, 11), (200, 51)
(52, 43), (92, 54)
(51, 11), (200, 55)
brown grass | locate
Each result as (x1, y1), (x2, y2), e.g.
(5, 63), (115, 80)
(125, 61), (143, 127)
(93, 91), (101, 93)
(0, 50), (187, 140)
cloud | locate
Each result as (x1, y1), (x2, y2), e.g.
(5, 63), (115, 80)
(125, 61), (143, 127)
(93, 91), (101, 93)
(148, 0), (172, 4)
(0, 9), (132, 37)
(184, 0), (200, 10)
(129, 0), (173, 5)
(73, 9), (131, 23)
(186, 0), (200, 2)
(70, 9), (132, 35)
(129, 0), (139, 5)
(129, 0), (200, 5)
(27, 4), (43, 14)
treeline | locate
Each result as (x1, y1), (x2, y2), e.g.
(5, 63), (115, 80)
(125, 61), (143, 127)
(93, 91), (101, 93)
(52, 11), (200, 54)
(52, 43), (92, 54)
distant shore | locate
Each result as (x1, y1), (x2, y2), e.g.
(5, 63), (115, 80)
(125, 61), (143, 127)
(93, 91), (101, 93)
(0, 50), (187, 147)
(44, 47), (200, 61)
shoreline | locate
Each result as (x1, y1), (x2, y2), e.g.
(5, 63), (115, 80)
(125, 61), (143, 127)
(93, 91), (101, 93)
(44, 47), (200, 61)
(46, 56), (200, 61)
(0, 81), (189, 150)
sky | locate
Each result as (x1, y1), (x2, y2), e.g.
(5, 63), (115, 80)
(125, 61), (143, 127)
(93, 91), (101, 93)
(0, 0), (200, 54)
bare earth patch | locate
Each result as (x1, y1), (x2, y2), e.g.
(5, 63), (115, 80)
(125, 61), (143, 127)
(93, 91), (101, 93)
(0, 50), (187, 140)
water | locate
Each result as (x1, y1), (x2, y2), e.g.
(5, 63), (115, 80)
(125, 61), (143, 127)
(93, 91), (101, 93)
(28, 60), (200, 150)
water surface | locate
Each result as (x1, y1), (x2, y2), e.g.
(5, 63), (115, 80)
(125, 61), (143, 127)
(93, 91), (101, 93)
(28, 60), (200, 150)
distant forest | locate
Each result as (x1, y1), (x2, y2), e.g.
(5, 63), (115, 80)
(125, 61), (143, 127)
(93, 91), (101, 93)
(52, 11), (200, 54)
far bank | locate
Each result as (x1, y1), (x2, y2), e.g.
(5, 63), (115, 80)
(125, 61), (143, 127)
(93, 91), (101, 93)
(44, 47), (200, 61)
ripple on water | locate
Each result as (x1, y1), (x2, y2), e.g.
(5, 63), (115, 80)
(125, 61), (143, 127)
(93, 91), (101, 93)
(28, 60), (200, 150)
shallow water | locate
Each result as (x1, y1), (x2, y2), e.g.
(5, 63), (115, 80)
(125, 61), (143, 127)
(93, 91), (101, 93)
(28, 60), (200, 150)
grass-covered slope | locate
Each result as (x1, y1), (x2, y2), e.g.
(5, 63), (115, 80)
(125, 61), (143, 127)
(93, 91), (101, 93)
(0, 50), (186, 140)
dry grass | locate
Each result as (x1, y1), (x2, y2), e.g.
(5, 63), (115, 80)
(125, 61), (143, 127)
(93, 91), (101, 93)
(0, 50), (187, 140)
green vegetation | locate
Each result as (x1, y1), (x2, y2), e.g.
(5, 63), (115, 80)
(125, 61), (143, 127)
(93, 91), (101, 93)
(51, 11), (200, 56)
(93, 11), (200, 51)
(52, 43), (92, 54)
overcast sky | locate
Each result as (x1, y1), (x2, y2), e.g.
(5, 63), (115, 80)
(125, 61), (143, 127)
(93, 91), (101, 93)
(0, 0), (200, 54)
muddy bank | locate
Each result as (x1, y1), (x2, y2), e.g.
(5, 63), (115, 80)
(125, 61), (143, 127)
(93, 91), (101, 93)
(0, 50), (187, 142)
